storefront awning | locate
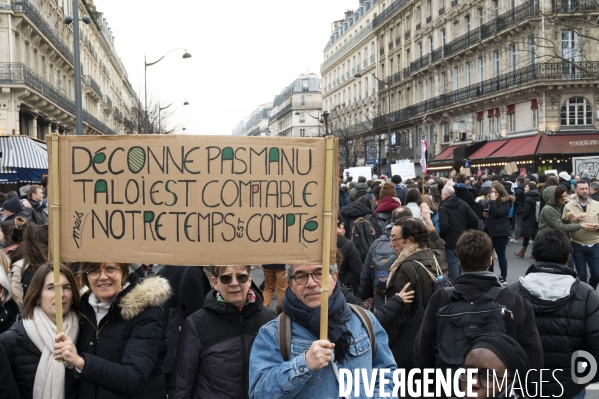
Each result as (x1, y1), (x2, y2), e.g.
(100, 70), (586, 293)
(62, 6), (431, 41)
(430, 145), (465, 163)
(468, 140), (508, 159)
(488, 135), (541, 158)
(0, 136), (48, 169)
(537, 133), (599, 155)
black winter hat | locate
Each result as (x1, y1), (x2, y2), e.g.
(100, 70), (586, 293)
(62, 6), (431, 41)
(2, 196), (23, 214)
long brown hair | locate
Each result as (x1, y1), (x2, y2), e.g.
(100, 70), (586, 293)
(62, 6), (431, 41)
(21, 223), (48, 275)
(22, 263), (80, 320)
(490, 182), (515, 205)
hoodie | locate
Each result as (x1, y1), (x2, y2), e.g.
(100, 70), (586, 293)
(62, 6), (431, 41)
(348, 182), (370, 202)
(509, 262), (599, 398)
(538, 186), (581, 234)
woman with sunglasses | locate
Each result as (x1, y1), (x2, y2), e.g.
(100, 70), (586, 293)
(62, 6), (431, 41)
(170, 266), (275, 399)
(54, 262), (171, 399)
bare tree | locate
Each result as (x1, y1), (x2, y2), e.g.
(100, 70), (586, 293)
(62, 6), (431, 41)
(123, 98), (178, 134)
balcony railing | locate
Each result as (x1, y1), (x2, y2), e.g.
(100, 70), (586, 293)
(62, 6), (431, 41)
(268, 102), (292, 123)
(396, 37), (401, 45)
(389, 41), (393, 50)
(403, 66), (411, 79)
(380, 47), (385, 56)
(373, 0), (409, 28)
(409, 0), (538, 75)
(439, 7), (445, 15)
(0, 63), (116, 134)
(84, 75), (102, 97)
(392, 71), (403, 84)
(102, 95), (112, 109)
(114, 107), (123, 121)
(13, 0), (75, 65)
(373, 61), (599, 129)
(405, 30), (411, 40)
(416, 22), (422, 30)
(451, 0), (458, 6)
(552, 0), (599, 12)
(426, 16), (432, 23)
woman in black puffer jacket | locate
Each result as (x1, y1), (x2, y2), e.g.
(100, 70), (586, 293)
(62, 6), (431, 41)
(170, 266), (275, 399)
(514, 182), (541, 259)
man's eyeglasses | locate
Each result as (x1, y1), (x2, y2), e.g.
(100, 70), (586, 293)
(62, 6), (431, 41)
(292, 271), (323, 285)
(218, 274), (250, 284)
(87, 266), (119, 280)
(390, 236), (404, 243)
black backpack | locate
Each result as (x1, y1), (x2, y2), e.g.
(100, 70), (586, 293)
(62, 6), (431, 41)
(356, 186), (368, 199)
(351, 216), (377, 262)
(374, 212), (392, 232)
(434, 286), (512, 368)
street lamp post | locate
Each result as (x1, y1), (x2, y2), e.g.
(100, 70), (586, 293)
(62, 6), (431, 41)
(158, 99), (188, 134)
(294, 111), (330, 137)
(144, 49), (191, 134)
(64, 1), (91, 135)
(354, 72), (392, 176)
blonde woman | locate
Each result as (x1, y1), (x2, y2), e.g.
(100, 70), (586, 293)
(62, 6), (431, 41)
(423, 194), (440, 233)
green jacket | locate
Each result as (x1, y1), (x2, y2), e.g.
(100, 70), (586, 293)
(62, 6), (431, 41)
(538, 186), (581, 234)
(348, 182), (371, 202)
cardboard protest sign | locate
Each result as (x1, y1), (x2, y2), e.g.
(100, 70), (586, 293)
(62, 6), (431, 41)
(460, 167), (471, 176)
(504, 162), (518, 175)
(48, 135), (338, 266)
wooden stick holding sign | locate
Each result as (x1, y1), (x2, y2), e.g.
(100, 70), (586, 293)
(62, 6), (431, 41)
(319, 136), (337, 340)
(50, 135), (64, 337)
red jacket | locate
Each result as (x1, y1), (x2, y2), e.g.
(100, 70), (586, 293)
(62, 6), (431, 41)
(374, 196), (400, 216)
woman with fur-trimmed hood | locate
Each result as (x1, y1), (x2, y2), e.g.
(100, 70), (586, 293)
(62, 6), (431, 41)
(54, 262), (171, 399)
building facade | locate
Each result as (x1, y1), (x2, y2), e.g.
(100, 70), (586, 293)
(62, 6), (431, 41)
(323, 0), (599, 175)
(232, 103), (273, 137)
(0, 0), (137, 138)
(268, 73), (322, 137)
(321, 0), (383, 170)
(369, 0), (599, 175)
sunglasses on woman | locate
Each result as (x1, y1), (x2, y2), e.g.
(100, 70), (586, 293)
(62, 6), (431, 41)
(218, 274), (250, 284)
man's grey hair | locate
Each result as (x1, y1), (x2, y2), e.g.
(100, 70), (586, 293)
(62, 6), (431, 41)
(285, 264), (338, 281)
(442, 186), (455, 196)
(590, 181), (599, 193)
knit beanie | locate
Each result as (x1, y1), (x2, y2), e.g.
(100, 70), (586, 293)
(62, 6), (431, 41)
(379, 182), (397, 200)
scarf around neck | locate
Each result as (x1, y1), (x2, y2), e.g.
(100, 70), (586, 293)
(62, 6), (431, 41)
(23, 307), (79, 399)
(282, 281), (354, 364)
(387, 243), (425, 288)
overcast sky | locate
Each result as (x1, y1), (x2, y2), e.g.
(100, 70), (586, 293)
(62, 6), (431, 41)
(93, 0), (357, 135)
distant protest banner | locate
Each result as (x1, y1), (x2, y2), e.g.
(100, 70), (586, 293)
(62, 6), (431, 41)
(48, 135), (338, 266)
(391, 160), (416, 180)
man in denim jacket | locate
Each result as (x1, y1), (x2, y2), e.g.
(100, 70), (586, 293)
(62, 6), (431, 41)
(249, 263), (397, 398)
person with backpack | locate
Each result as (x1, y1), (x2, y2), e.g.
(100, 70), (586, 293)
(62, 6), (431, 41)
(413, 230), (543, 375)
(514, 182), (540, 259)
(439, 186), (479, 281)
(385, 204), (448, 368)
(336, 220), (363, 294)
(508, 229), (599, 399)
(373, 183), (401, 231)
(248, 263), (396, 398)
(360, 206), (413, 312)
(347, 176), (370, 202)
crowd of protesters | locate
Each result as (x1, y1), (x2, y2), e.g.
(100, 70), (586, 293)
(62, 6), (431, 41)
(0, 170), (597, 399)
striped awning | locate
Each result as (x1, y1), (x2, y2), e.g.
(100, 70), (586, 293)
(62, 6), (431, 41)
(0, 136), (48, 169)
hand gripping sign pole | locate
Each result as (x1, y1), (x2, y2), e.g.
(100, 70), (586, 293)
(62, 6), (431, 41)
(320, 136), (336, 340)
(51, 134), (64, 336)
